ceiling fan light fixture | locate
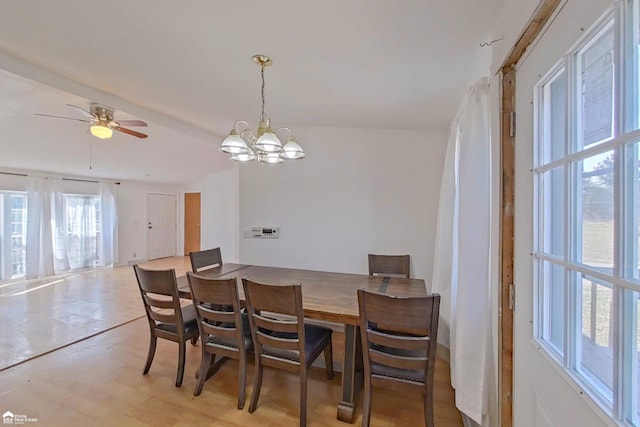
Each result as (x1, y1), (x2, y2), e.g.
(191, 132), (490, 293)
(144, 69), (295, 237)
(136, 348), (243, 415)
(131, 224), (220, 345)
(90, 124), (113, 139)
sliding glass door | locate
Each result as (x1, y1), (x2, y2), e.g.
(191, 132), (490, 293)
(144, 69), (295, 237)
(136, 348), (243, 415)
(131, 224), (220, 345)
(0, 191), (28, 280)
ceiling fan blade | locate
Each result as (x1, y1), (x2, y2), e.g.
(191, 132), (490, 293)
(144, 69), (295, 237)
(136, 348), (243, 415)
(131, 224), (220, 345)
(116, 119), (148, 127)
(34, 113), (91, 123)
(66, 104), (95, 119)
(115, 126), (148, 139)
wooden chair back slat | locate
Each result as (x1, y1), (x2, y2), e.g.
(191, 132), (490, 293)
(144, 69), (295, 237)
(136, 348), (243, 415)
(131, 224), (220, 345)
(189, 247), (222, 272)
(367, 329), (430, 351)
(242, 280), (302, 317)
(201, 323), (239, 340)
(143, 294), (175, 310)
(369, 349), (428, 371)
(252, 313), (299, 334)
(148, 311), (178, 324)
(359, 289), (434, 331)
(255, 331), (301, 351)
(135, 266), (180, 296)
(197, 306), (236, 324)
(368, 254), (410, 278)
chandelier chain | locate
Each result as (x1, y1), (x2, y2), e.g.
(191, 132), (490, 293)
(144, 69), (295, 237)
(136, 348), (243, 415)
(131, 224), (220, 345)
(260, 64), (266, 122)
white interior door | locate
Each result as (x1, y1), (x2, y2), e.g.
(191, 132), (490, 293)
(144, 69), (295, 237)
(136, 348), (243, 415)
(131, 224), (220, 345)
(514, 1), (617, 426)
(147, 193), (176, 260)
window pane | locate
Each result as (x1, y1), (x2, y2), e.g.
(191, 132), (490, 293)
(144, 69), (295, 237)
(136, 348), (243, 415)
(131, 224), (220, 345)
(576, 151), (615, 272)
(624, 142), (640, 281)
(9, 194), (27, 279)
(623, 288), (639, 425)
(541, 167), (565, 257)
(60, 195), (101, 270)
(624, 0), (640, 133)
(577, 24), (614, 151)
(541, 68), (567, 164)
(541, 261), (565, 356)
(578, 274), (614, 402)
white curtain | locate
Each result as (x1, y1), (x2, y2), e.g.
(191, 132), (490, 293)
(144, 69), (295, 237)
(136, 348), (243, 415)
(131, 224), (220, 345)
(99, 182), (119, 266)
(25, 176), (63, 279)
(432, 78), (495, 426)
(52, 178), (70, 273)
(63, 195), (99, 269)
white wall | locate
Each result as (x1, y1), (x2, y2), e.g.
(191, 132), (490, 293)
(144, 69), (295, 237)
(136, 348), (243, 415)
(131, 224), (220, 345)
(0, 168), (182, 267)
(238, 126), (447, 284)
(490, 0), (542, 74)
(115, 180), (182, 265)
(183, 168), (240, 263)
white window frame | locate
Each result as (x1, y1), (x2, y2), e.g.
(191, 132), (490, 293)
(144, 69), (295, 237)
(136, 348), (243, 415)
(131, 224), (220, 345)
(533, 1), (640, 424)
(0, 191), (28, 281)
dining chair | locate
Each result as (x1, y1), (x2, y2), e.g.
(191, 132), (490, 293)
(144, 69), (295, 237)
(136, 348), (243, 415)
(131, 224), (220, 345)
(189, 247), (223, 273)
(368, 254), (411, 279)
(187, 272), (253, 408)
(357, 289), (440, 427)
(133, 264), (199, 387)
(242, 278), (334, 427)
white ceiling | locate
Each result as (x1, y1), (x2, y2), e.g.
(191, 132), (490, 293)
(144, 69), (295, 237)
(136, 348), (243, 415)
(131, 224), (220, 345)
(0, 0), (502, 184)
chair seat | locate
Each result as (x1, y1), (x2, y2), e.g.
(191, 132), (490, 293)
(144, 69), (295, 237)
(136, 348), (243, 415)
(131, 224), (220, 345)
(263, 324), (332, 365)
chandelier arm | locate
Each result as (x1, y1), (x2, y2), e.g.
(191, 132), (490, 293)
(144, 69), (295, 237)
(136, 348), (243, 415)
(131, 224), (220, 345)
(275, 127), (293, 140)
(240, 128), (257, 144)
(234, 120), (251, 133)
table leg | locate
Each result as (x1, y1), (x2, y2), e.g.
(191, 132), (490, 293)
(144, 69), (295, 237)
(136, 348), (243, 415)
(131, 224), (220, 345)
(337, 324), (362, 423)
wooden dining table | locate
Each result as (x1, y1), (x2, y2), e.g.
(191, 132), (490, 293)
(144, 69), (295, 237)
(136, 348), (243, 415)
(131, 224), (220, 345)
(177, 263), (427, 423)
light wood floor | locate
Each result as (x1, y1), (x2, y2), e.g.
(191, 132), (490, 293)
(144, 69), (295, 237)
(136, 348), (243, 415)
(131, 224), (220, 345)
(0, 257), (462, 426)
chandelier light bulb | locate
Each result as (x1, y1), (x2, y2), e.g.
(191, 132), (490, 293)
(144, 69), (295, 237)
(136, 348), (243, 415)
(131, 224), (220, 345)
(220, 132), (250, 154)
(282, 138), (305, 159)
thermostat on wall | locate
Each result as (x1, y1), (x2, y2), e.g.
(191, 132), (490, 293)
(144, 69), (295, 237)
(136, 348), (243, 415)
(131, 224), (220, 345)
(244, 227), (279, 239)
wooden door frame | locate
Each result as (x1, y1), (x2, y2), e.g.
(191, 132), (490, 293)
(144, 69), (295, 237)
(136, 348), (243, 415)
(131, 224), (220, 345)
(183, 192), (201, 256)
(499, 1), (563, 426)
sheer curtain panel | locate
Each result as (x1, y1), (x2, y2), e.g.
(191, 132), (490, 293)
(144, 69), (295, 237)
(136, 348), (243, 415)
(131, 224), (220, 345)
(25, 176), (58, 279)
(99, 182), (118, 266)
(432, 78), (495, 426)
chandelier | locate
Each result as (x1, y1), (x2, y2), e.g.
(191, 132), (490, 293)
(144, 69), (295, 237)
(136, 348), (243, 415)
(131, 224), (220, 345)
(219, 55), (305, 164)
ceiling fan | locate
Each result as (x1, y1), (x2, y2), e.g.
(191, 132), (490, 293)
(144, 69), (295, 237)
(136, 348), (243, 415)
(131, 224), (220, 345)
(35, 103), (148, 139)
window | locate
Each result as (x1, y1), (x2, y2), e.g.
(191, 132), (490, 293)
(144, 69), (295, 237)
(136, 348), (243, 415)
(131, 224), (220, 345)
(534, 1), (640, 423)
(0, 192), (28, 280)
(56, 194), (102, 270)
(0, 190), (104, 281)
